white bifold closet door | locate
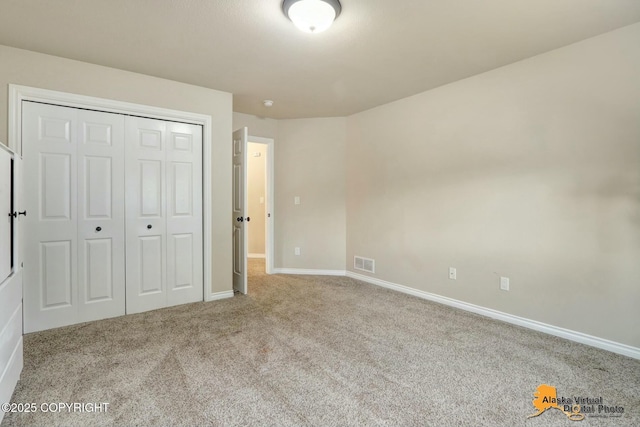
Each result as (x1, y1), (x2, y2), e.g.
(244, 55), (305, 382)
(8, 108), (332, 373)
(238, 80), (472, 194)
(23, 103), (203, 333)
(124, 116), (203, 314)
(23, 102), (126, 333)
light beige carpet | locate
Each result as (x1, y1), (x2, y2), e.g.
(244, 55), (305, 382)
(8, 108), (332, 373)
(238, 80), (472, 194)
(2, 259), (639, 426)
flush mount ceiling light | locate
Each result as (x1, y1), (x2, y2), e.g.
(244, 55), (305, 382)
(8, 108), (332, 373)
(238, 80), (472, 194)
(283, 0), (342, 34)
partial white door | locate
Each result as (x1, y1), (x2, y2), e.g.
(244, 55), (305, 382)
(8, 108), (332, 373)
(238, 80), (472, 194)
(125, 117), (167, 314)
(22, 102), (126, 332)
(125, 116), (203, 313)
(0, 145), (22, 426)
(0, 147), (11, 283)
(232, 128), (248, 294)
(76, 110), (126, 323)
(166, 122), (203, 306)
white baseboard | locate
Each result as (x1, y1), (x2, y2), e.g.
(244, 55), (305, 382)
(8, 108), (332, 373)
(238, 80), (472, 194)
(248, 253), (266, 259)
(207, 291), (234, 301)
(346, 271), (640, 360)
(275, 268), (347, 276)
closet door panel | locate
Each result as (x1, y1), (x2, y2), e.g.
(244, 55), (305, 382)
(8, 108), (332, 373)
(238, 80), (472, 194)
(77, 110), (125, 323)
(83, 238), (113, 300)
(166, 123), (203, 306)
(125, 117), (167, 314)
(140, 160), (163, 216)
(23, 103), (127, 332)
(23, 102), (79, 333)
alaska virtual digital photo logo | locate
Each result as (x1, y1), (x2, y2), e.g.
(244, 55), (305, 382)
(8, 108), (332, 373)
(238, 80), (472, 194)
(527, 384), (625, 421)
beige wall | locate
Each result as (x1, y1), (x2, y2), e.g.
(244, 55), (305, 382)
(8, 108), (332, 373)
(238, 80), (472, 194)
(276, 118), (346, 270)
(346, 23), (640, 347)
(0, 45), (233, 295)
(248, 143), (267, 255)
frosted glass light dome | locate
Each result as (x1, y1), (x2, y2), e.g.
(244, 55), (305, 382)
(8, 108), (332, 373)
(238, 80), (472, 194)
(284, 0), (341, 34)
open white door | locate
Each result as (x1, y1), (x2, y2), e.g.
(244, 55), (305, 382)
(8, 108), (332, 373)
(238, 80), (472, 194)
(232, 128), (248, 294)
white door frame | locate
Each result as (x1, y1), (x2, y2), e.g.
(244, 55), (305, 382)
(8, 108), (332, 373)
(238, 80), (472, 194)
(248, 136), (274, 275)
(8, 84), (216, 301)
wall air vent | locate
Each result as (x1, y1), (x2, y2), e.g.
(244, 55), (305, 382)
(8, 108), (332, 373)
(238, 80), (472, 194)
(354, 256), (375, 274)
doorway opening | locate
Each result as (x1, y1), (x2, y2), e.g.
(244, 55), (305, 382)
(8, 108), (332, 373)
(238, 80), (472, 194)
(247, 136), (274, 277)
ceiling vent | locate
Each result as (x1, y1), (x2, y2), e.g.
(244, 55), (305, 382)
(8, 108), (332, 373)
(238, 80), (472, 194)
(354, 256), (375, 274)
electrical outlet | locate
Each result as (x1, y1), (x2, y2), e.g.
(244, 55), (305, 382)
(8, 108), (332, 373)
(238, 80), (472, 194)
(449, 267), (456, 280)
(294, 196), (300, 205)
(294, 247), (301, 256)
(500, 277), (510, 291)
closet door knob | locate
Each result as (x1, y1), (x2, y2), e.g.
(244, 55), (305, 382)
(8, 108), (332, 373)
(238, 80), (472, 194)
(18, 211), (27, 216)
(236, 217), (243, 222)
(8, 212), (16, 218)
(147, 224), (152, 229)
(246, 217), (250, 222)
(96, 226), (102, 232)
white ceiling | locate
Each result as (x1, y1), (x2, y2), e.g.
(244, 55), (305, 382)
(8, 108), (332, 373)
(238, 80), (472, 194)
(1, 0), (639, 119)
